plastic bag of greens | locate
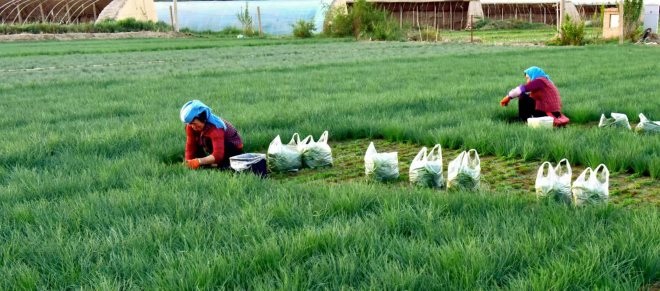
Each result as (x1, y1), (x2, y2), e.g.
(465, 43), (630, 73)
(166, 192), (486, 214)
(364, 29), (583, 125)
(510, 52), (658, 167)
(267, 133), (303, 172)
(598, 113), (631, 130)
(447, 149), (480, 191)
(409, 145), (444, 189)
(535, 159), (572, 204)
(635, 113), (660, 134)
(302, 131), (333, 169)
(364, 142), (399, 182)
(571, 164), (609, 206)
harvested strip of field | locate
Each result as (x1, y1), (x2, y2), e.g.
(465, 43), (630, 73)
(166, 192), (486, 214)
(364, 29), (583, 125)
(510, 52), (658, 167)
(271, 139), (660, 207)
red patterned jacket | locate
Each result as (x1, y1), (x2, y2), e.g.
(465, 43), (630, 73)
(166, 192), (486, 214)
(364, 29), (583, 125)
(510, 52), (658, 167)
(522, 77), (562, 113)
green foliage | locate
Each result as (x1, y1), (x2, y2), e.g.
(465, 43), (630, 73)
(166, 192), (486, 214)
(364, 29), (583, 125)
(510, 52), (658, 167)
(407, 26), (441, 42)
(292, 20), (316, 38)
(473, 18), (550, 30)
(550, 16), (586, 45)
(0, 38), (659, 288)
(324, 0), (402, 40)
(236, 2), (255, 36)
(0, 19), (170, 34)
(623, 0), (644, 40)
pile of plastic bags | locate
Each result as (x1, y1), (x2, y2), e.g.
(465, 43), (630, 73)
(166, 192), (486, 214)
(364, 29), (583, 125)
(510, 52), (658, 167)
(535, 159), (610, 206)
(267, 131), (334, 173)
(599, 112), (659, 134)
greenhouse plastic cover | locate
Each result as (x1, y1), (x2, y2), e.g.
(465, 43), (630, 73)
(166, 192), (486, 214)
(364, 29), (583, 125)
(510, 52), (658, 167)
(156, 1), (332, 35)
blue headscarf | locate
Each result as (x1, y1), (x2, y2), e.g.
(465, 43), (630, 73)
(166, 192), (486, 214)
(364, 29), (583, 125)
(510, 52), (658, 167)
(179, 100), (226, 129)
(524, 66), (551, 81)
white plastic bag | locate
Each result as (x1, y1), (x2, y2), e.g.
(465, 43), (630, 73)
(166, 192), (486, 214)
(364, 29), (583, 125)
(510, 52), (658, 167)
(447, 149), (480, 191)
(409, 144), (444, 189)
(364, 142), (399, 182)
(535, 159), (572, 204)
(571, 164), (609, 206)
(302, 131), (333, 169)
(267, 133), (303, 172)
(635, 113), (660, 134)
(598, 113), (631, 130)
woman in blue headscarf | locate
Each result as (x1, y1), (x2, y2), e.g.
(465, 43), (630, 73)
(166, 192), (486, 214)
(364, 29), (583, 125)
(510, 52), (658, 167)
(500, 66), (569, 126)
(180, 100), (243, 169)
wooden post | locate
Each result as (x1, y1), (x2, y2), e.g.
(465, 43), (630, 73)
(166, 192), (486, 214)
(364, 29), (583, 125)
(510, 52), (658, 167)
(40, 3), (45, 22)
(417, 5), (422, 40)
(399, 4), (402, 28)
(619, 0), (624, 44)
(501, 6), (504, 20)
(173, 0), (179, 32)
(543, 6), (546, 24)
(560, 0), (565, 27)
(17, 4), (22, 23)
(515, 6), (518, 19)
(556, 2), (560, 31)
(434, 4), (437, 29)
(169, 5), (175, 31)
(65, 3), (71, 24)
(529, 7), (532, 23)
(470, 15), (473, 42)
(442, 4), (445, 28)
(92, 4), (96, 21)
(450, 2), (453, 30)
(257, 6), (262, 37)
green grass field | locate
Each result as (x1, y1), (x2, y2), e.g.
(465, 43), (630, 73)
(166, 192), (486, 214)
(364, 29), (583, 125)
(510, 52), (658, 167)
(0, 36), (658, 289)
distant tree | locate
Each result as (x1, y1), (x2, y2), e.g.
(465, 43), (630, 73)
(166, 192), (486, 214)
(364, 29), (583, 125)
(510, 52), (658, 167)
(623, 0), (643, 40)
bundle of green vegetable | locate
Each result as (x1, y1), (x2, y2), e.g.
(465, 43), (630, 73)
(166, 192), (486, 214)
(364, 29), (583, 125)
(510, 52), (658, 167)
(302, 131), (333, 169)
(535, 159), (572, 204)
(598, 113), (631, 129)
(365, 142), (399, 182)
(409, 145), (444, 189)
(571, 165), (609, 206)
(267, 134), (303, 172)
(635, 114), (660, 134)
(447, 150), (480, 191)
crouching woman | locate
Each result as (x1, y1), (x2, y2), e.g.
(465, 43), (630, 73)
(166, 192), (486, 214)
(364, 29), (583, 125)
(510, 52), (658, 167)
(500, 66), (569, 126)
(180, 100), (244, 169)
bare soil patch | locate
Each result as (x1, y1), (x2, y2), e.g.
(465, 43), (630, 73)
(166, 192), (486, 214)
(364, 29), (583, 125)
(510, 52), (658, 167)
(270, 139), (659, 207)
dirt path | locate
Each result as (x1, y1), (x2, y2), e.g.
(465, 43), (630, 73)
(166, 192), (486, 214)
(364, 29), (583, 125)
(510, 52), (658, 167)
(270, 139), (659, 207)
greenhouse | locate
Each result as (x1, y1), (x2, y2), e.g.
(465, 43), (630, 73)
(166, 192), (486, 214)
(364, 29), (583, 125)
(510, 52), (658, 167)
(0, 0), (157, 24)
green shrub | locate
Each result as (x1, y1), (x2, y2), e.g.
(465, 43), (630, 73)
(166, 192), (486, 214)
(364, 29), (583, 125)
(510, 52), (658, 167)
(473, 18), (549, 30)
(371, 19), (403, 41)
(292, 20), (316, 38)
(323, 0), (403, 41)
(236, 2), (255, 36)
(0, 19), (170, 35)
(550, 16), (586, 45)
(221, 26), (242, 35)
(623, 0), (643, 41)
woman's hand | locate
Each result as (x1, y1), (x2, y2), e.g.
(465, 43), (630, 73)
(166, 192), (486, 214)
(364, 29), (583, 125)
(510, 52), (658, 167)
(186, 159), (201, 169)
(500, 96), (511, 107)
